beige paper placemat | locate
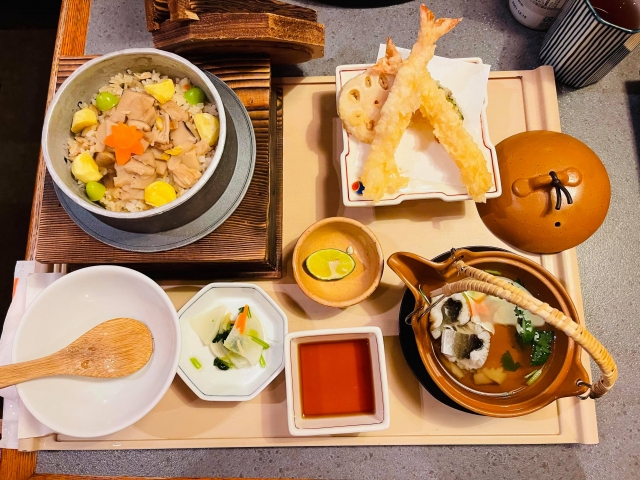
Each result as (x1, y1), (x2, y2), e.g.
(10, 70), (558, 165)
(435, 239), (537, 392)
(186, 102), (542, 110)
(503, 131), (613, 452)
(22, 67), (597, 450)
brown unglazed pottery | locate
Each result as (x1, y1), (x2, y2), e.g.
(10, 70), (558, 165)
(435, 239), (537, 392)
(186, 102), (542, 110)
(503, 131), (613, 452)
(388, 248), (590, 417)
(293, 217), (384, 308)
(477, 130), (611, 254)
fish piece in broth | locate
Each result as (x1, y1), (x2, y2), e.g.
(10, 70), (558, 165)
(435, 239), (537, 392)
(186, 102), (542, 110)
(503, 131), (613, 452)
(440, 322), (490, 370)
(429, 293), (471, 339)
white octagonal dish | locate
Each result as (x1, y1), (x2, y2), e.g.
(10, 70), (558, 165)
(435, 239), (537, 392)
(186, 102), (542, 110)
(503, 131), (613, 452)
(176, 283), (287, 401)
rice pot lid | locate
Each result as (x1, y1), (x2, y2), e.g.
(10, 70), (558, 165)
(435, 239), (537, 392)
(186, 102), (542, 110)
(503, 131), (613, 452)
(477, 131), (611, 254)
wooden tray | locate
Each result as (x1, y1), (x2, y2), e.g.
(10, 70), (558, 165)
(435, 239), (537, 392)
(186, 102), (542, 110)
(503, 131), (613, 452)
(20, 68), (599, 450)
(33, 56), (283, 280)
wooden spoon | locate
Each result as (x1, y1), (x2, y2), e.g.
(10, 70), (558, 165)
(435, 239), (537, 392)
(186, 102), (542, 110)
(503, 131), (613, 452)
(0, 318), (153, 389)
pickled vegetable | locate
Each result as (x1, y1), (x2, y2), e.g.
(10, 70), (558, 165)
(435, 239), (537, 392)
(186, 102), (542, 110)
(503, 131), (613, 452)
(190, 357), (202, 370)
(214, 357), (232, 371)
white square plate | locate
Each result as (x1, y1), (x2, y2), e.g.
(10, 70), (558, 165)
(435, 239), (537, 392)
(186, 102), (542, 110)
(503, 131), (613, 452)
(336, 56), (501, 207)
(284, 327), (390, 436)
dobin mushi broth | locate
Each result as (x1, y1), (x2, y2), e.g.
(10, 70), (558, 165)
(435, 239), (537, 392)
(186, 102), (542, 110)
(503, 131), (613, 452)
(298, 339), (375, 417)
(429, 276), (555, 393)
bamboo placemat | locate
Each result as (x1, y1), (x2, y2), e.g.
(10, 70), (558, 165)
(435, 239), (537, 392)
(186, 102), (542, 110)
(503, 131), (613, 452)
(34, 56), (282, 279)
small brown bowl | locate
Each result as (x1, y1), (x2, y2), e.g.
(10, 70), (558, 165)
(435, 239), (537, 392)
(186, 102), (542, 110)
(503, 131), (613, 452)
(293, 218), (384, 308)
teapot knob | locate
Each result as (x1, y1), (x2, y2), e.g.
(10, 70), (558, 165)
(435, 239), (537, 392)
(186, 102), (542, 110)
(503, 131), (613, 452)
(512, 167), (582, 210)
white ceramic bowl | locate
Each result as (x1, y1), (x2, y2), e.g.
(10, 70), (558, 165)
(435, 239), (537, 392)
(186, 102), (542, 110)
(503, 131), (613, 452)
(13, 266), (180, 438)
(42, 48), (227, 221)
(176, 283), (287, 401)
(284, 327), (390, 436)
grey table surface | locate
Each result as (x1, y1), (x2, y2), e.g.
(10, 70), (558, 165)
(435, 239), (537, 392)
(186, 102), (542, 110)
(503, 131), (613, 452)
(36, 1), (640, 479)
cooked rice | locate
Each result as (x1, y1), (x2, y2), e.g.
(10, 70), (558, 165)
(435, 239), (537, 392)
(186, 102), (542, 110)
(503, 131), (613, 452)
(67, 69), (219, 213)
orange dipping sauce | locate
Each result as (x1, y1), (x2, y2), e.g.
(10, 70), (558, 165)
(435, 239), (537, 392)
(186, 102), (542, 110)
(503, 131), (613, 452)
(298, 339), (375, 417)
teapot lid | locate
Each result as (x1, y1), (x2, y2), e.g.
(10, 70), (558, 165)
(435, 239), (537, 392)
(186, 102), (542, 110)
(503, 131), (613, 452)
(477, 131), (610, 254)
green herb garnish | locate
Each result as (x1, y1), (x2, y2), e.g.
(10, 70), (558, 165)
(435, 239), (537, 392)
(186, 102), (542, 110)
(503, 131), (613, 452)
(525, 368), (543, 385)
(259, 354), (266, 368)
(190, 357), (202, 370)
(238, 305), (252, 318)
(214, 357), (233, 371)
(212, 328), (232, 344)
(437, 83), (464, 120)
(501, 350), (521, 371)
(531, 331), (554, 366)
(515, 306), (535, 345)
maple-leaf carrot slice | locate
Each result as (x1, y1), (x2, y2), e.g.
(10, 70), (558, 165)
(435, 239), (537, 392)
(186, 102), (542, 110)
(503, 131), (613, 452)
(104, 122), (145, 165)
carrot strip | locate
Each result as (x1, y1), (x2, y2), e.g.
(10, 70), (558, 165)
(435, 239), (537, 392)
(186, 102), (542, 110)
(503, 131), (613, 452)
(236, 305), (249, 335)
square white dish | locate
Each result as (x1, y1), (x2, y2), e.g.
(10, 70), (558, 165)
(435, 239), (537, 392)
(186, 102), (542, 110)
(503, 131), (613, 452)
(336, 55), (501, 207)
(176, 283), (287, 401)
(284, 327), (390, 436)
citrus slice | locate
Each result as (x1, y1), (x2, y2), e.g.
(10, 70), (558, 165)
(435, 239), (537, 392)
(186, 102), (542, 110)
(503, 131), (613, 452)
(305, 248), (356, 281)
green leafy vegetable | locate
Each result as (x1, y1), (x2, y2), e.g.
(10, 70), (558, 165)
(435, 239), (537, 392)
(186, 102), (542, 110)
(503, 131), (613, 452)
(525, 368), (543, 385)
(515, 307), (535, 345)
(212, 328), (232, 344)
(484, 269), (502, 276)
(501, 351), (521, 371)
(238, 305), (252, 318)
(514, 277), (525, 287)
(531, 331), (554, 366)
(190, 357), (202, 370)
(214, 357), (233, 371)
(259, 354), (266, 368)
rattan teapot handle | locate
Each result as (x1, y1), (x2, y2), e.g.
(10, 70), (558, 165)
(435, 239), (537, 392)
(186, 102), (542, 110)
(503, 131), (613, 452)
(430, 262), (617, 399)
